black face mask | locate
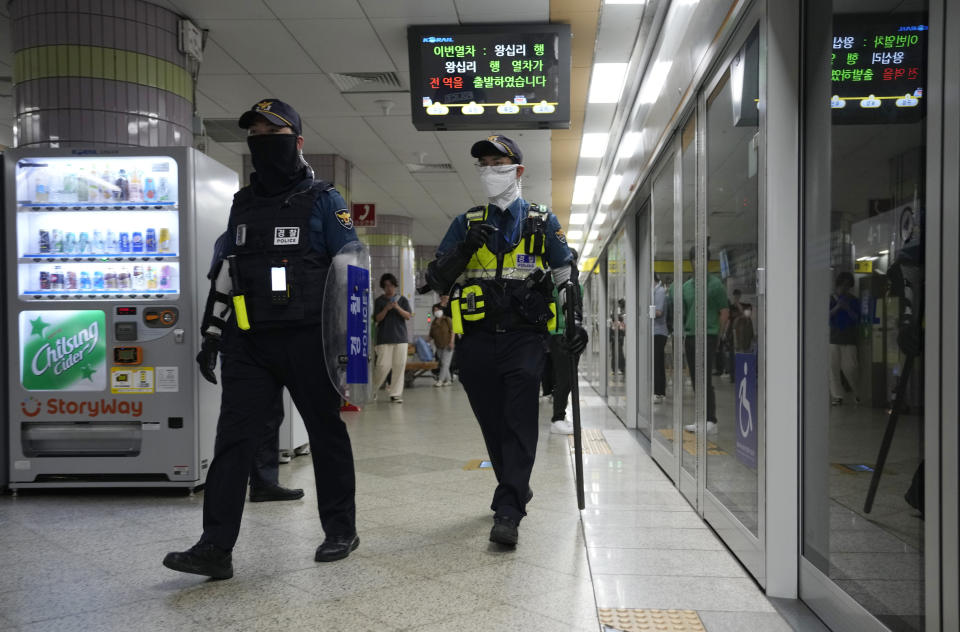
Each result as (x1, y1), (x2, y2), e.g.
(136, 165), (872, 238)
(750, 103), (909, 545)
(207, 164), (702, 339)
(247, 133), (304, 195)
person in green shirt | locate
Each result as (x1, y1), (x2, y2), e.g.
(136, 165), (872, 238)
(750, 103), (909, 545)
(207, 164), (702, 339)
(669, 247), (729, 434)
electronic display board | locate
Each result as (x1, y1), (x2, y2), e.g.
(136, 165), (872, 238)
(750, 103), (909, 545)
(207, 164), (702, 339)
(831, 14), (927, 124)
(407, 23), (571, 131)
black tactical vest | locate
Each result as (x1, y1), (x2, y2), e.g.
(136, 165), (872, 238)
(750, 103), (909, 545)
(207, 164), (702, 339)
(226, 180), (332, 330)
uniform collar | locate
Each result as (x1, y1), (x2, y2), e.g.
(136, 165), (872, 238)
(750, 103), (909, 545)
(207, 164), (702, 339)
(488, 197), (526, 218)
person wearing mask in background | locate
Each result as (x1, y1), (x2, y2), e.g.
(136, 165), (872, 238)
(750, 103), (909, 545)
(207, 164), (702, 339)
(672, 247), (728, 435)
(547, 248), (582, 435)
(652, 274), (668, 404)
(372, 273), (412, 403)
(421, 134), (587, 546)
(829, 271), (860, 405)
(429, 302), (455, 386)
(164, 99), (361, 580)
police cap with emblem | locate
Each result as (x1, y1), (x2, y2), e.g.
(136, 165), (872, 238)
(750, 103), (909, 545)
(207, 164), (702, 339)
(470, 134), (523, 164)
(239, 99), (302, 136)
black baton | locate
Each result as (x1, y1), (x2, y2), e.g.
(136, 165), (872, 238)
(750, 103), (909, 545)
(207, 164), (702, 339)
(563, 282), (585, 511)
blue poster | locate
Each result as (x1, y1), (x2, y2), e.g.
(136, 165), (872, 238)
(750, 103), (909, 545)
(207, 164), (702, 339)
(734, 352), (758, 470)
(346, 265), (369, 384)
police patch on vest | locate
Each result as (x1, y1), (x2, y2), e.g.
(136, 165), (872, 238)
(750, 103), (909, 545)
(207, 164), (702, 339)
(555, 229), (567, 244)
(516, 254), (537, 269)
(335, 209), (353, 229)
(273, 227), (300, 245)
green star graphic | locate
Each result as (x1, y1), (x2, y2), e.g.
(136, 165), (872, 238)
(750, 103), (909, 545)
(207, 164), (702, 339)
(30, 316), (50, 337)
(80, 364), (97, 381)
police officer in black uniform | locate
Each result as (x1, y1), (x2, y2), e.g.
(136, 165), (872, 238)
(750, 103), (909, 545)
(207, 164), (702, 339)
(423, 135), (588, 545)
(163, 99), (360, 579)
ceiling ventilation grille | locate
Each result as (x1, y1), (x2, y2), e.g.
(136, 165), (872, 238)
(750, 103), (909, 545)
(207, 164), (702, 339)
(329, 71), (404, 93)
(202, 118), (248, 143)
(405, 162), (455, 174)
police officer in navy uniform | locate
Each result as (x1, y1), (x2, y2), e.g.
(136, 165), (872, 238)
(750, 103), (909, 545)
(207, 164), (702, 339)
(164, 99), (360, 580)
(423, 135), (588, 545)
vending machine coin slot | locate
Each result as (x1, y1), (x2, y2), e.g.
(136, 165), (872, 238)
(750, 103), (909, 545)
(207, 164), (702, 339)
(143, 306), (179, 328)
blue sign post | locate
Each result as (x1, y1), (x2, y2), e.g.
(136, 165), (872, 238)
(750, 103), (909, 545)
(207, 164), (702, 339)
(735, 352), (758, 470)
(346, 265), (369, 384)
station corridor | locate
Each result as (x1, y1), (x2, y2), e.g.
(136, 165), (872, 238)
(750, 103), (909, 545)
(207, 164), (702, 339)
(0, 380), (827, 631)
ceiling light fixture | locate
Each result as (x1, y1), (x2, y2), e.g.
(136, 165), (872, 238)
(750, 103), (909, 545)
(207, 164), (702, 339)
(617, 131), (643, 158)
(568, 213), (588, 225)
(580, 133), (610, 157)
(600, 176), (622, 206)
(637, 60), (673, 104)
(588, 63), (629, 103)
(572, 176), (598, 204)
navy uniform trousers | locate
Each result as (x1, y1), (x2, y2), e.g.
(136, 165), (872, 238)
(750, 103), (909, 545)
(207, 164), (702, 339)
(200, 324), (356, 551)
(458, 329), (546, 523)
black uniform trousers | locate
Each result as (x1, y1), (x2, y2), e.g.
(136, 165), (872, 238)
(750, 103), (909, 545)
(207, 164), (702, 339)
(653, 334), (668, 397)
(684, 334), (719, 423)
(458, 329), (545, 523)
(200, 324), (356, 552)
(249, 395), (285, 490)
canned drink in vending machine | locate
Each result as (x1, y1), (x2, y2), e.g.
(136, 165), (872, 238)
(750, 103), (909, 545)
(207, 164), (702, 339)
(93, 230), (105, 254)
(51, 229), (64, 253)
(93, 270), (105, 290)
(106, 230), (118, 253)
(78, 232), (91, 254)
(145, 228), (157, 252)
(132, 266), (144, 290)
(39, 271), (50, 290)
(38, 230), (51, 254)
(104, 269), (117, 289)
(79, 271), (92, 290)
(159, 265), (172, 289)
(118, 268), (131, 290)
(66, 271), (78, 290)
(51, 266), (64, 290)
(118, 232), (130, 253)
(158, 228), (171, 252)
(131, 231), (144, 253)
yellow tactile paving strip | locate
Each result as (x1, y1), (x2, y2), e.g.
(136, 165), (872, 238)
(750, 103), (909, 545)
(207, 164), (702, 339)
(598, 608), (706, 631)
(569, 429), (613, 454)
(656, 429), (727, 455)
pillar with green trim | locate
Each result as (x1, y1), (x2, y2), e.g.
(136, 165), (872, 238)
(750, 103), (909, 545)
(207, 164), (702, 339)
(10, 0), (194, 147)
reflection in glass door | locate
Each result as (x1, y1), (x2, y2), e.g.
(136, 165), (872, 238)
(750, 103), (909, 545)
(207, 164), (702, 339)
(606, 231), (628, 421)
(801, 2), (928, 629)
(678, 113), (699, 502)
(650, 148), (679, 477)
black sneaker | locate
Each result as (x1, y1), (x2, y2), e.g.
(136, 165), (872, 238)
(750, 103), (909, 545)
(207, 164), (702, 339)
(489, 516), (519, 546)
(314, 534), (359, 562)
(249, 485), (305, 502)
(390, 396), (403, 403)
(163, 542), (233, 579)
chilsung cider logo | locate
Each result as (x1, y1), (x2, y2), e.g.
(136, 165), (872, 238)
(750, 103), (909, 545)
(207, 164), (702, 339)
(20, 311), (107, 391)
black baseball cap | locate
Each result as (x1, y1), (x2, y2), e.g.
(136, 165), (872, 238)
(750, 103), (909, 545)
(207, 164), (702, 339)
(238, 99), (302, 135)
(470, 134), (523, 164)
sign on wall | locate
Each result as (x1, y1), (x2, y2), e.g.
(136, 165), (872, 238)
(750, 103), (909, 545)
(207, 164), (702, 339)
(352, 203), (376, 227)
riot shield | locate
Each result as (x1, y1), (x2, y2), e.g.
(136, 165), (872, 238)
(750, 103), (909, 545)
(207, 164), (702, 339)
(321, 240), (373, 405)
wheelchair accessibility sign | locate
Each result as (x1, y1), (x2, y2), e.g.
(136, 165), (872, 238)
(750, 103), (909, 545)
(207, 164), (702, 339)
(735, 352), (757, 470)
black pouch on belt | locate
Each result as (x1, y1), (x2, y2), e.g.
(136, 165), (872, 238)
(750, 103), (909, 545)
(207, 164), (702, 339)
(510, 268), (551, 325)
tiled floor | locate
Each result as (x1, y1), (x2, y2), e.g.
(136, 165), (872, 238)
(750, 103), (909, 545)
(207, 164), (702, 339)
(0, 378), (821, 631)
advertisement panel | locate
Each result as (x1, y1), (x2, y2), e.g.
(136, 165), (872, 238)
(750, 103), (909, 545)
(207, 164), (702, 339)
(20, 310), (107, 391)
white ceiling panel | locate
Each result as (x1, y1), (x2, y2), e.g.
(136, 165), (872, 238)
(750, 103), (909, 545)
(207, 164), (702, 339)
(195, 90), (231, 117)
(411, 221), (445, 246)
(167, 0), (274, 20)
(205, 21), (321, 74)
(582, 104), (617, 134)
(196, 75), (272, 114)
(342, 93), (412, 117)
(370, 17), (452, 72)
(359, 0), (458, 20)
(265, 0), (365, 19)
(298, 131), (339, 155)
(253, 74), (357, 117)
(364, 117), (449, 162)
(454, 0), (548, 23)
(198, 40), (246, 76)
(285, 19), (395, 73)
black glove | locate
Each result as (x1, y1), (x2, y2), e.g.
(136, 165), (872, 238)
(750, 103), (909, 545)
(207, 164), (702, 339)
(462, 223), (496, 253)
(562, 324), (589, 356)
(196, 335), (221, 385)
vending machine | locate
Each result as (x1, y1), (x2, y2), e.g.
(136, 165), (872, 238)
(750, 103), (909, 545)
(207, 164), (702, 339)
(4, 147), (237, 489)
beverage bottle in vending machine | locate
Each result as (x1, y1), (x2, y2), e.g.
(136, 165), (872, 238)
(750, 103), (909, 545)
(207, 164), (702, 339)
(51, 266), (64, 290)
(118, 267), (131, 290)
(79, 270), (92, 290)
(66, 270), (78, 290)
(64, 232), (78, 254)
(145, 266), (157, 289)
(131, 232), (144, 253)
(62, 165), (77, 202)
(104, 267), (117, 290)
(93, 230), (105, 254)
(39, 271), (50, 290)
(158, 177), (170, 202)
(159, 265), (172, 290)
(145, 228), (157, 252)
(34, 172), (50, 203)
(76, 167), (89, 202)
(38, 230), (51, 254)
(158, 227), (171, 252)
(101, 167), (114, 201)
(115, 169), (129, 201)
(106, 230), (118, 253)
(86, 164), (99, 201)
(144, 177), (156, 201)
(132, 266), (144, 290)
(51, 229), (64, 254)
(93, 270), (105, 290)
(78, 232), (91, 254)
(129, 170), (143, 202)
(119, 232), (131, 253)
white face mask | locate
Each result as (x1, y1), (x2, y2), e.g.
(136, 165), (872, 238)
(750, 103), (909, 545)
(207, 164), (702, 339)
(434, 310), (444, 318)
(478, 164), (519, 200)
